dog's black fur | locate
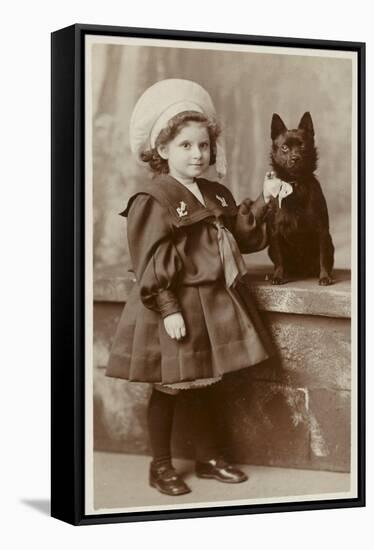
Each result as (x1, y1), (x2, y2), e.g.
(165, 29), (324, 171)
(266, 112), (334, 285)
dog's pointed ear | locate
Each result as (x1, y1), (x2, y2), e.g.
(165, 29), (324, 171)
(298, 112), (314, 136)
(271, 114), (287, 140)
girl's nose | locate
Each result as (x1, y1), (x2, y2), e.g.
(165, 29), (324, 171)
(192, 145), (202, 157)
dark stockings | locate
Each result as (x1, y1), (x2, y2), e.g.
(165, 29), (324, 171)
(147, 388), (177, 467)
(147, 384), (222, 466)
(185, 383), (222, 462)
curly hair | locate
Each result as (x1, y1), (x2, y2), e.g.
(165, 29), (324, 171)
(140, 111), (221, 175)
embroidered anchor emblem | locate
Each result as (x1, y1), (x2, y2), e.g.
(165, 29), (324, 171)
(216, 195), (228, 207)
(176, 201), (188, 217)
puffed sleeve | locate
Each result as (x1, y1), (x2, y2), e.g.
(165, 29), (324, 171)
(126, 194), (183, 318)
(231, 193), (269, 254)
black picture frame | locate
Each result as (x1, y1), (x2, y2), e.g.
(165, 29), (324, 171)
(51, 23), (365, 526)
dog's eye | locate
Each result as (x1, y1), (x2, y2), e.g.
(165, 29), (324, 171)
(281, 145), (289, 152)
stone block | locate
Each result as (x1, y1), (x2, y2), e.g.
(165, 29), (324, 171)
(93, 367), (351, 473)
(217, 378), (311, 468)
(308, 389), (351, 472)
(248, 313), (351, 391)
(246, 267), (351, 318)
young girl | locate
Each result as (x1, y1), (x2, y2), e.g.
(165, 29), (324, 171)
(106, 79), (280, 497)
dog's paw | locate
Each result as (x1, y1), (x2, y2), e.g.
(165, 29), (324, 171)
(319, 276), (334, 286)
(271, 276), (287, 285)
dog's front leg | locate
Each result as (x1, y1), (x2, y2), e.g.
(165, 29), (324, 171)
(268, 232), (287, 285)
(319, 230), (335, 285)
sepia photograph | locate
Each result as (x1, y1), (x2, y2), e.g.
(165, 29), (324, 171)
(79, 30), (362, 519)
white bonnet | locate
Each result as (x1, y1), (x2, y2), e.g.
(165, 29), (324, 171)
(129, 79), (227, 177)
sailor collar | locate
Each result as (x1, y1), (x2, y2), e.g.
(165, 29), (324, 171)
(121, 175), (238, 227)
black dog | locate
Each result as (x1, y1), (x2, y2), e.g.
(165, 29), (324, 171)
(266, 112), (334, 285)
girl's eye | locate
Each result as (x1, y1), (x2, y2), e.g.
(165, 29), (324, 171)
(200, 142), (209, 150)
(180, 142), (190, 149)
(281, 145), (289, 152)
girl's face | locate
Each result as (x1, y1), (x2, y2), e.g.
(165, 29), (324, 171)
(157, 122), (211, 183)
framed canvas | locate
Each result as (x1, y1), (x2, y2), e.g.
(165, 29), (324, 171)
(51, 24), (365, 525)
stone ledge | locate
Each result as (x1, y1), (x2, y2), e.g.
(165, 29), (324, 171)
(246, 266), (350, 319)
(94, 264), (351, 319)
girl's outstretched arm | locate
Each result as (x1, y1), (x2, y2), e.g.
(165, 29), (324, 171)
(232, 194), (269, 253)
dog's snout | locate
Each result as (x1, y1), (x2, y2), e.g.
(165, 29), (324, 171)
(290, 150), (300, 161)
(288, 150), (301, 167)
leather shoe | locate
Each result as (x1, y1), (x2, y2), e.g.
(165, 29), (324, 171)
(196, 457), (248, 483)
(149, 461), (191, 496)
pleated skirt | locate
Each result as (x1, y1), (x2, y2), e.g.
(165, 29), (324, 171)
(106, 279), (272, 385)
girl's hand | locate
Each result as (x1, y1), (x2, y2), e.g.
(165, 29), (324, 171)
(263, 171), (283, 203)
(163, 312), (186, 340)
